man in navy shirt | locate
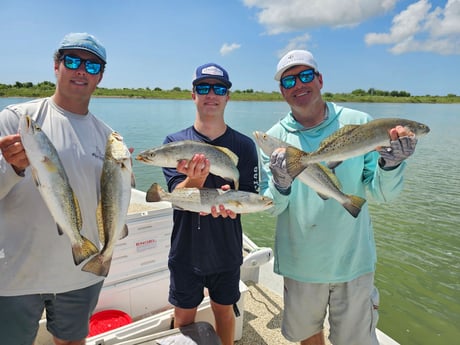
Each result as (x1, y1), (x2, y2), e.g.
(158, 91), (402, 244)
(162, 63), (258, 345)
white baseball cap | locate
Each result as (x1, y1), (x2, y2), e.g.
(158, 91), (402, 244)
(274, 50), (318, 81)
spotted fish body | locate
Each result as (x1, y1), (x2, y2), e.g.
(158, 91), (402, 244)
(136, 140), (240, 189)
(253, 131), (366, 217)
(146, 183), (273, 214)
(82, 132), (132, 277)
(19, 115), (98, 265)
(285, 117), (430, 177)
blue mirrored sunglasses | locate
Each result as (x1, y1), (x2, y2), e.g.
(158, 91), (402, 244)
(280, 69), (317, 89)
(195, 83), (228, 96)
(60, 55), (103, 75)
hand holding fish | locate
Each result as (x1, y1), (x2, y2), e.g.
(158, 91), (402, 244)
(270, 148), (293, 194)
(205, 185), (237, 219)
(378, 125), (418, 169)
(0, 134), (29, 174)
(176, 153), (211, 188)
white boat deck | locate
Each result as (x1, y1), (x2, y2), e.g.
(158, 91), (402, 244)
(34, 189), (400, 345)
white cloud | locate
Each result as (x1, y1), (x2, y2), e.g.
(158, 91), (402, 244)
(245, 0), (460, 55)
(243, 0), (398, 34)
(220, 43), (242, 56)
(277, 33), (313, 58)
(365, 0), (460, 55)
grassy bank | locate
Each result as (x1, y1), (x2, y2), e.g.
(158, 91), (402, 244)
(1, 84), (459, 103)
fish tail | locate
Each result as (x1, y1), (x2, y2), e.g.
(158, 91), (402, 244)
(81, 254), (112, 277)
(285, 146), (309, 179)
(343, 195), (367, 218)
(146, 183), (163, 202)
(71, 236), (99, 265)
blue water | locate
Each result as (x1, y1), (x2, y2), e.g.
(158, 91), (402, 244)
(1, 97), (459, 344)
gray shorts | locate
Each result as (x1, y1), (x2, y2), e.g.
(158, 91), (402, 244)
(282, 272), (379, 345)
(0, 281), (103, 345)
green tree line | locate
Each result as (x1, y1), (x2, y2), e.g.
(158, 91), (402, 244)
(1, 81), (459, 103)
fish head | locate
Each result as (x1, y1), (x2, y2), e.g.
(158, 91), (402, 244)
(253, 131), (268, 147)
(409, 122), (430, 137)
(394, 119), (430, 138)
(253, 131), (287, 156)
(106, 132), (130, 161)
(262, 196), (274, 209)
(252, 131), (270, 155)
(135, 148), (156, 163)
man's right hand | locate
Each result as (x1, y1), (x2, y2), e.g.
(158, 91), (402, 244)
(269, 148), (292, 194)
(0, 134), (29, 174)
(175, 153), (210, 188)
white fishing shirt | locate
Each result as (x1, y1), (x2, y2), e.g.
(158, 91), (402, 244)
(0, 97), (112, 295)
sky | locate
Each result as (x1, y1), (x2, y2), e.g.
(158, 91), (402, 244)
(1, 0), (459, 96)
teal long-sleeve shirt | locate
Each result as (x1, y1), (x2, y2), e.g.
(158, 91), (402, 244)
(259, 102), (406, 283)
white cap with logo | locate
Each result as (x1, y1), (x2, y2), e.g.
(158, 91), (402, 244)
(274, 50), (318, 81)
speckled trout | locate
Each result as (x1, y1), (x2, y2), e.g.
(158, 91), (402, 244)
(285, 118), (430, 177)
(136, 140), (240, 189)
(146, 183), (273, 214)
(82, 132), (132, 277)
(253, 131), (366, 218)
(18, 115), (98, 265)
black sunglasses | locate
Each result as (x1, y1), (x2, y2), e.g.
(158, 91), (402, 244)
(60, 55), (103, 75)
(280, 69), (317, 89)
(194, 83), (228, 96)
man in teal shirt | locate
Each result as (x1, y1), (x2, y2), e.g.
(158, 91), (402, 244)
(259, 50), (420, 345)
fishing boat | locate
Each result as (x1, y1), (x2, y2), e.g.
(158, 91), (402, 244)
(34, 189), (400, 345)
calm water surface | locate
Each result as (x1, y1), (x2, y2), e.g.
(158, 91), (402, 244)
(1, 97), (459, 345)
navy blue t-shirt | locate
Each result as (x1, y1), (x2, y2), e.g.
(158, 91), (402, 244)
(163, 126), (259, 275)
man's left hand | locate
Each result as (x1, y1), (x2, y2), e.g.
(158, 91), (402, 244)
(378, 126), (418, 169)
(200, 184), (237, 219)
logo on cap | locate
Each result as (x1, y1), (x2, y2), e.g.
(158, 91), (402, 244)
(201, 66), (224, 77)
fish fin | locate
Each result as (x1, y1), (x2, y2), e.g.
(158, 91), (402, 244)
(215, 146), (239, 166)
(317, 164), (342, 189)
(72, 236), (99, 266)
(234, 179), (239, 191)
(327, 161), (343, 169)
(172, 205), (186, 211)
(119, 224), (129, 240)
(130, 172), (136, 188)
(285, 146), (309, 179)
(343, 195), (367, 218)
(228, 200), (243, 208)
(96, 200), (105, 244)
(56, 224), (64, 236)
(316, 193), (329, 200)
(146, 183), (163, 202)
(73, 191), (83, 231)
(31, 168), (40, 187)
(42, 156), (59, 173)
(81, 254), (112, 277)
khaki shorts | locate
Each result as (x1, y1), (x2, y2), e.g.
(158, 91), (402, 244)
(282, 272), (379, 345)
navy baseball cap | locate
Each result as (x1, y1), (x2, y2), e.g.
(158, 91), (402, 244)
(58, 32), (107, 63)
(192, 63), (232, 88)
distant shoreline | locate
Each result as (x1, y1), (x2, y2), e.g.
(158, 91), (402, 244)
(1, 88), (459, 104)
